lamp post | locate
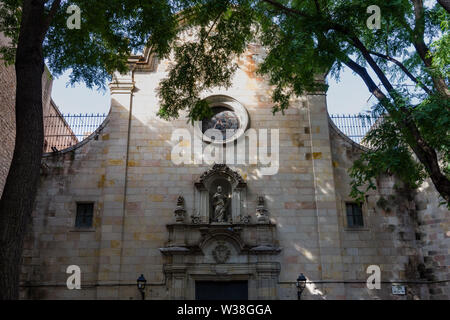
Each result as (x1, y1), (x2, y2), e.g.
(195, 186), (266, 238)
(296, 273), (307, 300)
(137, 274), (147, 300)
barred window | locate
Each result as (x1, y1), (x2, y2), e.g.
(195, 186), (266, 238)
(346, 203), (364, 227)
(75, 203), (94, 228)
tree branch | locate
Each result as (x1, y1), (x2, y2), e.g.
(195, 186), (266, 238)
(344, 56), (450, 203)
(342, 57), (388, 102)
(411, 0), (450, 97)
(258, 0), (450, 201)
(260, 0), (311, 18)
(277, 0), (450, 201)
(41, 0), (61, 40)
(411, 0), (431, 66)
(192, 9), (224, 62)
(313, 0), (321, 14)
(368, 50), (433, 95)
(347, 37), (398, 96)
(260, 0), (394, 95)
(437, 0), (450, 13)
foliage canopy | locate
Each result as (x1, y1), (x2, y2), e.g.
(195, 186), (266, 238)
(1, 0), (449, 204)
(157, 0), (450, 205)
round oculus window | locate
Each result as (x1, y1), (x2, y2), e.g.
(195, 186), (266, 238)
(194, 95), (249, 144)
(202, 107), (240, 142)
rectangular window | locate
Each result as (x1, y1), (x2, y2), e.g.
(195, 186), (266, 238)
(75, 203), (94, 228)
(346, 202), (364, 227)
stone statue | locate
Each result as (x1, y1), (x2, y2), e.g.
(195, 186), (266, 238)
(174, 196), (186, 223)
(212, 186), (228, 222)
(256, 195), (269, 223)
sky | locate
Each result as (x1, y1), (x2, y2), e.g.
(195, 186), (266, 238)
(51, 71), (111, 115)
(326, 68), (376, 115)
(50, 0), (439, 117)
(51, 67), (376, 116)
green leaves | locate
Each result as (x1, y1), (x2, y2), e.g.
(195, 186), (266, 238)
(0, 0), (22, 64)
(1, 1), (179, 88)
(2, 0), (447, 203)
(157, 1), (254, 121)
(349, 91), (449, 205)
(349, 116), (427, 203)
(157, 0), (449, 204)
(413, 94), (450, 176)
(42, 1), (177, 89)
(428, 8), (450, 81)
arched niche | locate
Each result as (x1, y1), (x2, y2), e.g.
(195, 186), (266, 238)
(194, 164), (247, 223)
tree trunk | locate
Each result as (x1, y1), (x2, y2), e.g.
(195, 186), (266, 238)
(403, 119), (450, 203)
(0, 0), (46, 300)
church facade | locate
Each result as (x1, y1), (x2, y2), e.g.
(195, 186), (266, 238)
(20, 44), (449, 300)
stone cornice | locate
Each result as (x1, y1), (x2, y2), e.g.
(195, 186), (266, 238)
(109, 74), (134, 94)
(127, 46), (158, 72)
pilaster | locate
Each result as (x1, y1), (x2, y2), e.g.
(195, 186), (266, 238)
(307, 90), (345, 298)
(96, 70), (134, 299)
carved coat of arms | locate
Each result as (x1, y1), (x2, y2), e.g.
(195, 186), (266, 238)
(212, 243), (231, 263)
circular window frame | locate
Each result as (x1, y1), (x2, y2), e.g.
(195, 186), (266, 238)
(194, 95), (249, 145)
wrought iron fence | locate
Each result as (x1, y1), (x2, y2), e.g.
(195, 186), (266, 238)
(43, 113), (107, 152)
(329, 114), (380, 144)
(43, 113), (379, 152)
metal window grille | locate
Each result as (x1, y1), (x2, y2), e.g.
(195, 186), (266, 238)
(43, 113), (378, 152)
(329, 114), (380, 144)
(346, 202), (364, 227)
(75, 203), (94, 228)
(43, 113), (107, 152)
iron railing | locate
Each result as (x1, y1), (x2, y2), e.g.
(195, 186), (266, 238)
(43, 113), (379, 152)
(43, 113), (107, 152)
(329, 114), (380, 144)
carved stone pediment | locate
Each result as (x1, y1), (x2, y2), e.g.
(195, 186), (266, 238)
(212, 242), (231, 263)
(160, 223), (281, 257)
(196, 164), (246, 190)
(161, 192), (282, 300)
(198, 225), (247, 253)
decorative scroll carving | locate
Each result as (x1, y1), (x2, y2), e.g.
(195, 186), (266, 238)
(256, 196), (270, 224)
(198, 164), (246, 188)
(239, 214), (251, 224)
(212, 242), (231, 263)
(174, 196), (186, 223)
(191, 211), (202, 224)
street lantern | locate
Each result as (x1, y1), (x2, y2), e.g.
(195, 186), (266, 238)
(137, 274), (147, 300)
(296, 273), (307, 300)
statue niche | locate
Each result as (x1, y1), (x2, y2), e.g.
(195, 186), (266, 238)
(194, 164), (247, 224)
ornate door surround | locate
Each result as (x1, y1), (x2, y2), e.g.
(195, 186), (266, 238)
(160, 164), (282, 299)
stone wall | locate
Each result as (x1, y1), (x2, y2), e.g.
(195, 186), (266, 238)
(19, 43), (448, 300)
(0, 33), (16, 198)
(329, 123), (430, 299)
(415, 181), (450, 299)
(43, 99), (79, 152)
(0, 32), (54, 198)
(330, 121), (449, 300)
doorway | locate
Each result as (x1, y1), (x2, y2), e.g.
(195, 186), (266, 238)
(195, 281), (248, 300)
